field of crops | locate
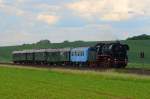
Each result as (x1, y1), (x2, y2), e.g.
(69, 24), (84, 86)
(124, 40), (150, 64)
(0, 64), (150, 99)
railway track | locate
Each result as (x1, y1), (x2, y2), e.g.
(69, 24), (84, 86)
(0, 62), (150, 76)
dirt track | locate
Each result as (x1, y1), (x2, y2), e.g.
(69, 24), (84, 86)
(116, 68), (150, 76)
(0, 62), (150, 76)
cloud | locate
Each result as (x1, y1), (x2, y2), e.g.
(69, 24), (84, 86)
(0, 0), (149, 46)
(37, 14), (59, 25)
(0, 0), (25, 16)
(0, 0), (2, 4)
(0, 1), (61, 25)
(67, 0), (150, 21)
(31, 24), (117, 42)
(15, 0), (25, 3)
(34, 4), (61, 13)
(0, 24), (118, 46)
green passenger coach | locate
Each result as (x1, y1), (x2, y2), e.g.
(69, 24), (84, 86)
(12, 48), (71, 65)
(34, 49), (46, 64)
(46, 48), (70, 64)
(12, 51), (26, 63)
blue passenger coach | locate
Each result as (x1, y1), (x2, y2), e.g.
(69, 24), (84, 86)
(71, 47), (89, 62)
(70, 47), (96, 65)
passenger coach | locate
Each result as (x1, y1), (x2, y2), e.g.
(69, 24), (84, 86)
(70, 47), (96, 66)
(12, 48), (71, 65)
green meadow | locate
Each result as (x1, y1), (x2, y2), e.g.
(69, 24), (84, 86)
(0, 64), (150, 99)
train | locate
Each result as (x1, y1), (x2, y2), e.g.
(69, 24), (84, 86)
(12, 42), (129, 68)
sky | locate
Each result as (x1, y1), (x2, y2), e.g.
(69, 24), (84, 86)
(0, 0), (150, 46)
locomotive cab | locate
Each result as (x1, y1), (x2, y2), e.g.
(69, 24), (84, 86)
(111, 43), (129, 67)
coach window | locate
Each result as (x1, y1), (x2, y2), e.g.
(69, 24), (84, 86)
(82, 51), (84, 56)
(72, 52), (74, 56)
(79, 51), (81, 56)
(81, 51), (83, 56)
(78, 52), (80, 56)
(73, 52), (75, 56)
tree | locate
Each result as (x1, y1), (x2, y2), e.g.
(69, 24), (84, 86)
(63, 40), (70, 43)
(127, 34), (150, 40)
(36, 40), (51, 45)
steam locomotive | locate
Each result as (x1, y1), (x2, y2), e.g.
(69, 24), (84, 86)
(12, 42), (129, 68)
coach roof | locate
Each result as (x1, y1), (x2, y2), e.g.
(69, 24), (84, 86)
(71, 47), (90, 51)
(12, 48), (71, 54)
(46, 48), (70, 52)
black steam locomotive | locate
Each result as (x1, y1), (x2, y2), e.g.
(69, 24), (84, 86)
(95, 42), (129, 68)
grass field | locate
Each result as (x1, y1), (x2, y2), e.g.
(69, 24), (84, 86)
(0, 64), (150, 99)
